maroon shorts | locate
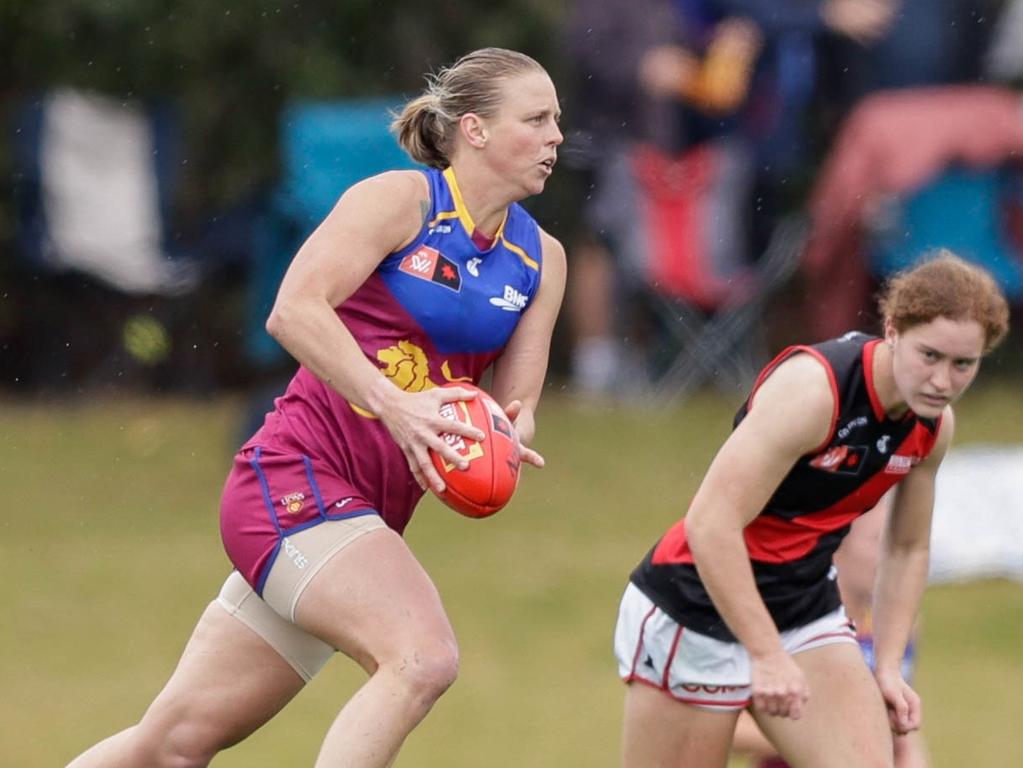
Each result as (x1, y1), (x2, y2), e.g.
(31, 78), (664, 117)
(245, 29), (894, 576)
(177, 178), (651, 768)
(220, 445), (377, 594)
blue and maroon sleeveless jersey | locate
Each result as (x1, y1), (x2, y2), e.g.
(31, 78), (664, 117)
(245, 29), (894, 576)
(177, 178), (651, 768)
(245, 166), (543, 533)
(631, 332), (941, 640)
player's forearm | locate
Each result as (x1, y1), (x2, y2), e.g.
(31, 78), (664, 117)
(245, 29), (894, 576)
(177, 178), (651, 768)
(266, 299), (394, 414)
(871, 545), (929, 675)
(687, 515), (783, 658)
(490, 341), (549, 427)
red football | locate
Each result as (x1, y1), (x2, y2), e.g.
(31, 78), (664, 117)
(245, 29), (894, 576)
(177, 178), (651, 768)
(429, 382), (521, 518)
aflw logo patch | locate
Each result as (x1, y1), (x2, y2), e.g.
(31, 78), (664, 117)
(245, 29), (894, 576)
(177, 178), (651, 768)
(399, 246), (461, 292)
(809, 444), (867, 475)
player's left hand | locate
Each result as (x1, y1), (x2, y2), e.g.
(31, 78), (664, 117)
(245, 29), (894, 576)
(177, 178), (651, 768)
(875, 670), (922, 734)
(503, 400), (545, 469)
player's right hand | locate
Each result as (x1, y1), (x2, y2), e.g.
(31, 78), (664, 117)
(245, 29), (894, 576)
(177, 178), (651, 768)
(377, 386), (485, 494)
(749, 650), (810, 720)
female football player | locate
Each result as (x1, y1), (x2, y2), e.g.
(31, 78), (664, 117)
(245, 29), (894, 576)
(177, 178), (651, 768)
(69, 47), (565, 768)
(614, 251), (1008, 767)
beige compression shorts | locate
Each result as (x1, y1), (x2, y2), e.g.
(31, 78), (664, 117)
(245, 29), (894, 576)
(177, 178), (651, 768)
(216, 514), (386, 681)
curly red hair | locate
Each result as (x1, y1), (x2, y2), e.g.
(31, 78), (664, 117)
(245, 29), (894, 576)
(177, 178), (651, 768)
(878, 250), (1010, 354)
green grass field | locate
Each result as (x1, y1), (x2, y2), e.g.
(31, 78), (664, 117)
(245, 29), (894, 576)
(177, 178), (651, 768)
(2, 384), (1022, 766)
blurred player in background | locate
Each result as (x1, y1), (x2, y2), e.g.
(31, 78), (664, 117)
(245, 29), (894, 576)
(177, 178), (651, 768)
(614, 251), (1008, 767)
(68, 47), (565, 768)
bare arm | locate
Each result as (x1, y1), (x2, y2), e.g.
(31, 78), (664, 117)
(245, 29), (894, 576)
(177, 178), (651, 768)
(265, 170), (484, 492)
(872, 408), (954, 734)
(489, 229), (566, 469)
(267, 171), (419, 408)
(834, 493), (889, 622)
(685, 353), (836, 719)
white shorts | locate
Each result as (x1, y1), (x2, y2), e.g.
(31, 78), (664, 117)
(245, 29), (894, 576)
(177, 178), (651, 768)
(216, 515), (386, 681)
(613, 582), (857, 711)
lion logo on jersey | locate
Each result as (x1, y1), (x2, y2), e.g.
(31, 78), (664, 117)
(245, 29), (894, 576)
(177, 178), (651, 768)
(379, 340), (433, 393)
(349, 341), (473, 418)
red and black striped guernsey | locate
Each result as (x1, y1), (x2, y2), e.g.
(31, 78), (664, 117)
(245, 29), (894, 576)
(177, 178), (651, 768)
(630, 332), (941, 641)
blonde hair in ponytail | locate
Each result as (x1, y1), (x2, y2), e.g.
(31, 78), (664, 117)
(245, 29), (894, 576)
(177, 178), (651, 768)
(392, 47), (546, 168)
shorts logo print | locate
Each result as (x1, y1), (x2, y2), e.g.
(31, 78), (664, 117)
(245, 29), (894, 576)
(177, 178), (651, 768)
(280, 491), (306, 514)
(282, 537), (309, 569)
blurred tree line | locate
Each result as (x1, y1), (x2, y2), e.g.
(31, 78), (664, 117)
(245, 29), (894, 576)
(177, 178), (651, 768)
(0, 1), (585, 390)
(0, 0), (570, 239)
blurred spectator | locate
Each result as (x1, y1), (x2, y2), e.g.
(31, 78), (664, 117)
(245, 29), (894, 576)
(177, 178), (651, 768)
(710, 0), (897, 248)
(812, 0), (1006, 153)
(563, 0), (761, 397)
(829, 0), (974, 90)
(720, 0), (895, 155)
(562, 0), (905, 400)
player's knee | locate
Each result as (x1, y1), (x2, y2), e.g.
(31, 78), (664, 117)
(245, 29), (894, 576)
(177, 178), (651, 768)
(388, 638), (460, 706)
(155, 719), (228, 768)
(131, 715), (224, 768)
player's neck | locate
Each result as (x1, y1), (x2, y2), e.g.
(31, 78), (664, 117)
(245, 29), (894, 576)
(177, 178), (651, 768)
(871, 341), (909, 419)
(447, 161), (510, 237)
